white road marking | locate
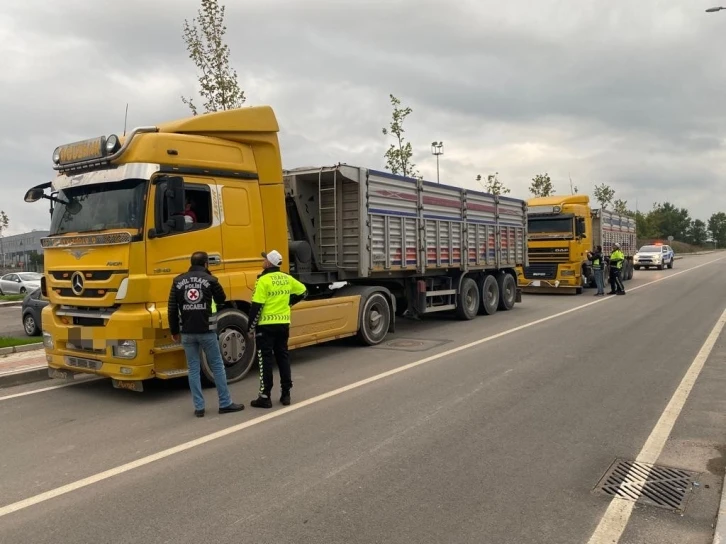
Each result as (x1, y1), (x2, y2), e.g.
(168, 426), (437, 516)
(0, 256), (723, 518)
(0, 378), (103, 401)
(587, 304), (726, 544)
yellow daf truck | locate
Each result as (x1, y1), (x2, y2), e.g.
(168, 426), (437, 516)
(516, 195), (636, 294)
(25, 106), (527, 391)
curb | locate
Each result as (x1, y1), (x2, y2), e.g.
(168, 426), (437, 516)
(714, 471), (726, 544)
(0, 366), (49, 388)
(0, 343), (44, 356)
(0, 301), (22, 308)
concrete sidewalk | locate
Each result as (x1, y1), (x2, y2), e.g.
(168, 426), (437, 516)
(0, 348), (49, 388)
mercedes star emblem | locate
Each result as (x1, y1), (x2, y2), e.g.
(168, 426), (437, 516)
(71, 271), (85, 296)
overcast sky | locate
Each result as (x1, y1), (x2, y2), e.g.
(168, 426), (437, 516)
(1, 0), (725, 234)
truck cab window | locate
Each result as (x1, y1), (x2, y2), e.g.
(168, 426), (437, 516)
(162, 184), (213, 232)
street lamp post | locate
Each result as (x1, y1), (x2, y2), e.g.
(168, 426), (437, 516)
(706, 6), (725, 12)
(431, 141), (444, 183)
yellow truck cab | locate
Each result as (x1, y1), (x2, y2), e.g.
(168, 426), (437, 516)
(26, 107), (527, 391)
(516, 195), (636, 294)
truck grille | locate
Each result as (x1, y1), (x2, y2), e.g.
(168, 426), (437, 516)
(524, 263), (558, 280)
(528, 247), (569, 263)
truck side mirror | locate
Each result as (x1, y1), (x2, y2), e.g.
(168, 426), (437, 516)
(576, 217), (586, 238)
(24, 188), (44, 203)
(152, 175), (186, 236)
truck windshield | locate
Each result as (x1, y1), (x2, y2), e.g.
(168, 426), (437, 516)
(528, 216), (573, 237)
(49, 179), (147, 236)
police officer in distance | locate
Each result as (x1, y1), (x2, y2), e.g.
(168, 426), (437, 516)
(168, 251), (245, 417)
(247, 249), (308, 409)
(588, 245), (605, 296)
(608, 243), (626, 296)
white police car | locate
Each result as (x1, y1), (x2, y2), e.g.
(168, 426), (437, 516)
(633, 244), (674, 270)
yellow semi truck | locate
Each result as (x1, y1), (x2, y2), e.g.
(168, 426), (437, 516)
(516, 195), (636, 295)
(25, 106), (527, 391)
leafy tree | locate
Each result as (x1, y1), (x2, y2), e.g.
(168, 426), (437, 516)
(181, 0), (245, 115)
(708, 212), (726, 247)
(382, 94), (418, 178)
(635, 210), (654, 238)
(0, 211), (8, 268)
(613, 199), (629, 216)
(529, 173), (555, 197)
(593, 183), (615, 209)
(688, 219), (708, 246)
(476, 173), (510, 195)
(648, 202), (691, 241)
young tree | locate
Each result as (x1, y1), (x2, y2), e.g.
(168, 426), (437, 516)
(0, 211), (8, 268)
(613, 199), (629, 216)
(688, 219), (708, 246)
(593, 183), (615, 209)
(529, 173), (555, 197)
(708, 212), (726, 247)
(476, 173), (510, 195)
(181, 0), (245, 115)
(382, 94), (418, 178)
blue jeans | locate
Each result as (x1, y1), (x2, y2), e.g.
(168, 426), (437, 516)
(594, 269), (605, 294)
(181, 332), (232, 411)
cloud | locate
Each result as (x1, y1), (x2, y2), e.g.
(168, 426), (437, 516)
(0, 0), (724, 237)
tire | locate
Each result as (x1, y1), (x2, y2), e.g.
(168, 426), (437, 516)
(497, 273), (516, 311)
(455, 277), (480, 320)
(658, 264), (664, 270)
(357, 292), (391, 346)
(668, 259), (674, 270)
(19, 287), (26, 294)
(200, 310), (256, 386)
(575, 287), (583, 295)
(23, 312), (40, 336)
(634, 266), (640, 271)
(478, 275), (499, 316)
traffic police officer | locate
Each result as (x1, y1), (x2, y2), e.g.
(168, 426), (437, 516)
(168, 251), (245, 417)
(588, 244), (605, 296)
(608, 243), (626, 295)
(247, 249), (308, 408)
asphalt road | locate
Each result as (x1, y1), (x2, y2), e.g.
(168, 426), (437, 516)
(2, 254), (726, 544)
(0, 305), (27, 338)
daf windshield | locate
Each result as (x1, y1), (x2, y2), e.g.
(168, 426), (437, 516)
(528, 216), (574, 237)
(49, 179), (147, 236)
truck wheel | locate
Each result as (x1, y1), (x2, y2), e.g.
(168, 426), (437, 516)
(201, 310), (256, 386)
(455, 277), (480, 320)
(357, 292), (391, 346)
(496, 273), (516, 311)
(478, 275), (499, 316)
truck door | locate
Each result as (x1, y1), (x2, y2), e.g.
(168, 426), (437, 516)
(147, 176), (224, 304)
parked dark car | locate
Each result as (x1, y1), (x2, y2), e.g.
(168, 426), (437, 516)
(21, 288), (48, 336)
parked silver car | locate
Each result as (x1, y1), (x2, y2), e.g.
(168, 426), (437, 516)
(0, 272), (43, 295)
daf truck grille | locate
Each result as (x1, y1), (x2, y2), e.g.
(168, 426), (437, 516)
(528, 248), (570, 263)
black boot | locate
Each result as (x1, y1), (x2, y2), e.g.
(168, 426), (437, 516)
(280, 390), (291, 406)
(251, 395), (273, 409)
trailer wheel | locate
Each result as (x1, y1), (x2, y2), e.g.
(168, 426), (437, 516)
(357, 292), (391, 346)
(478, 275), (499, 316)
(201, 310), (256, 386)
(496, 273), (516, 311)
(455, 278), (480, 320)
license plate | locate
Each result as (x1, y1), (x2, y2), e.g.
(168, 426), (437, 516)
(112, 379), (144, 392)
(49, 368), (77, 380)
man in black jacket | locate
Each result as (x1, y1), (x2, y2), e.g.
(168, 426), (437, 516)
(168, 251), (244, 417)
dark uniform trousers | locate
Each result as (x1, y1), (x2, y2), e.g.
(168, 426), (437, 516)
(256, 324), (292, 396)
(609, 267), (625, 293)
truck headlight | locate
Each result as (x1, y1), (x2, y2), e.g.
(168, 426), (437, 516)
(113, 340), (137, 359)
(42, 332), (54, 349)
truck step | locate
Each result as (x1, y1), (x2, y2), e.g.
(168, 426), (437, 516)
(151, 343), (184, 354)
(423, 304), (457, 313)
(156, 369), (189, 379)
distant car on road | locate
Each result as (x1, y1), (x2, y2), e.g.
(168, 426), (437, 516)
(21, 288), (48, 336)
(0, 272), (43, 295)
(633, 244), (675, 270)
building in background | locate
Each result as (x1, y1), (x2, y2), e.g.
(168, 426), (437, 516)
(0, 230), (49, 272)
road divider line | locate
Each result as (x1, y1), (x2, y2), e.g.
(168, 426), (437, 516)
(0, 256), (723, 518)
(587, 304), (726, 544)
(0, 378), (103, 401)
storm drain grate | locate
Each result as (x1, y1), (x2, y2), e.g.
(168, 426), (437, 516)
(594, 459), (699, 512)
